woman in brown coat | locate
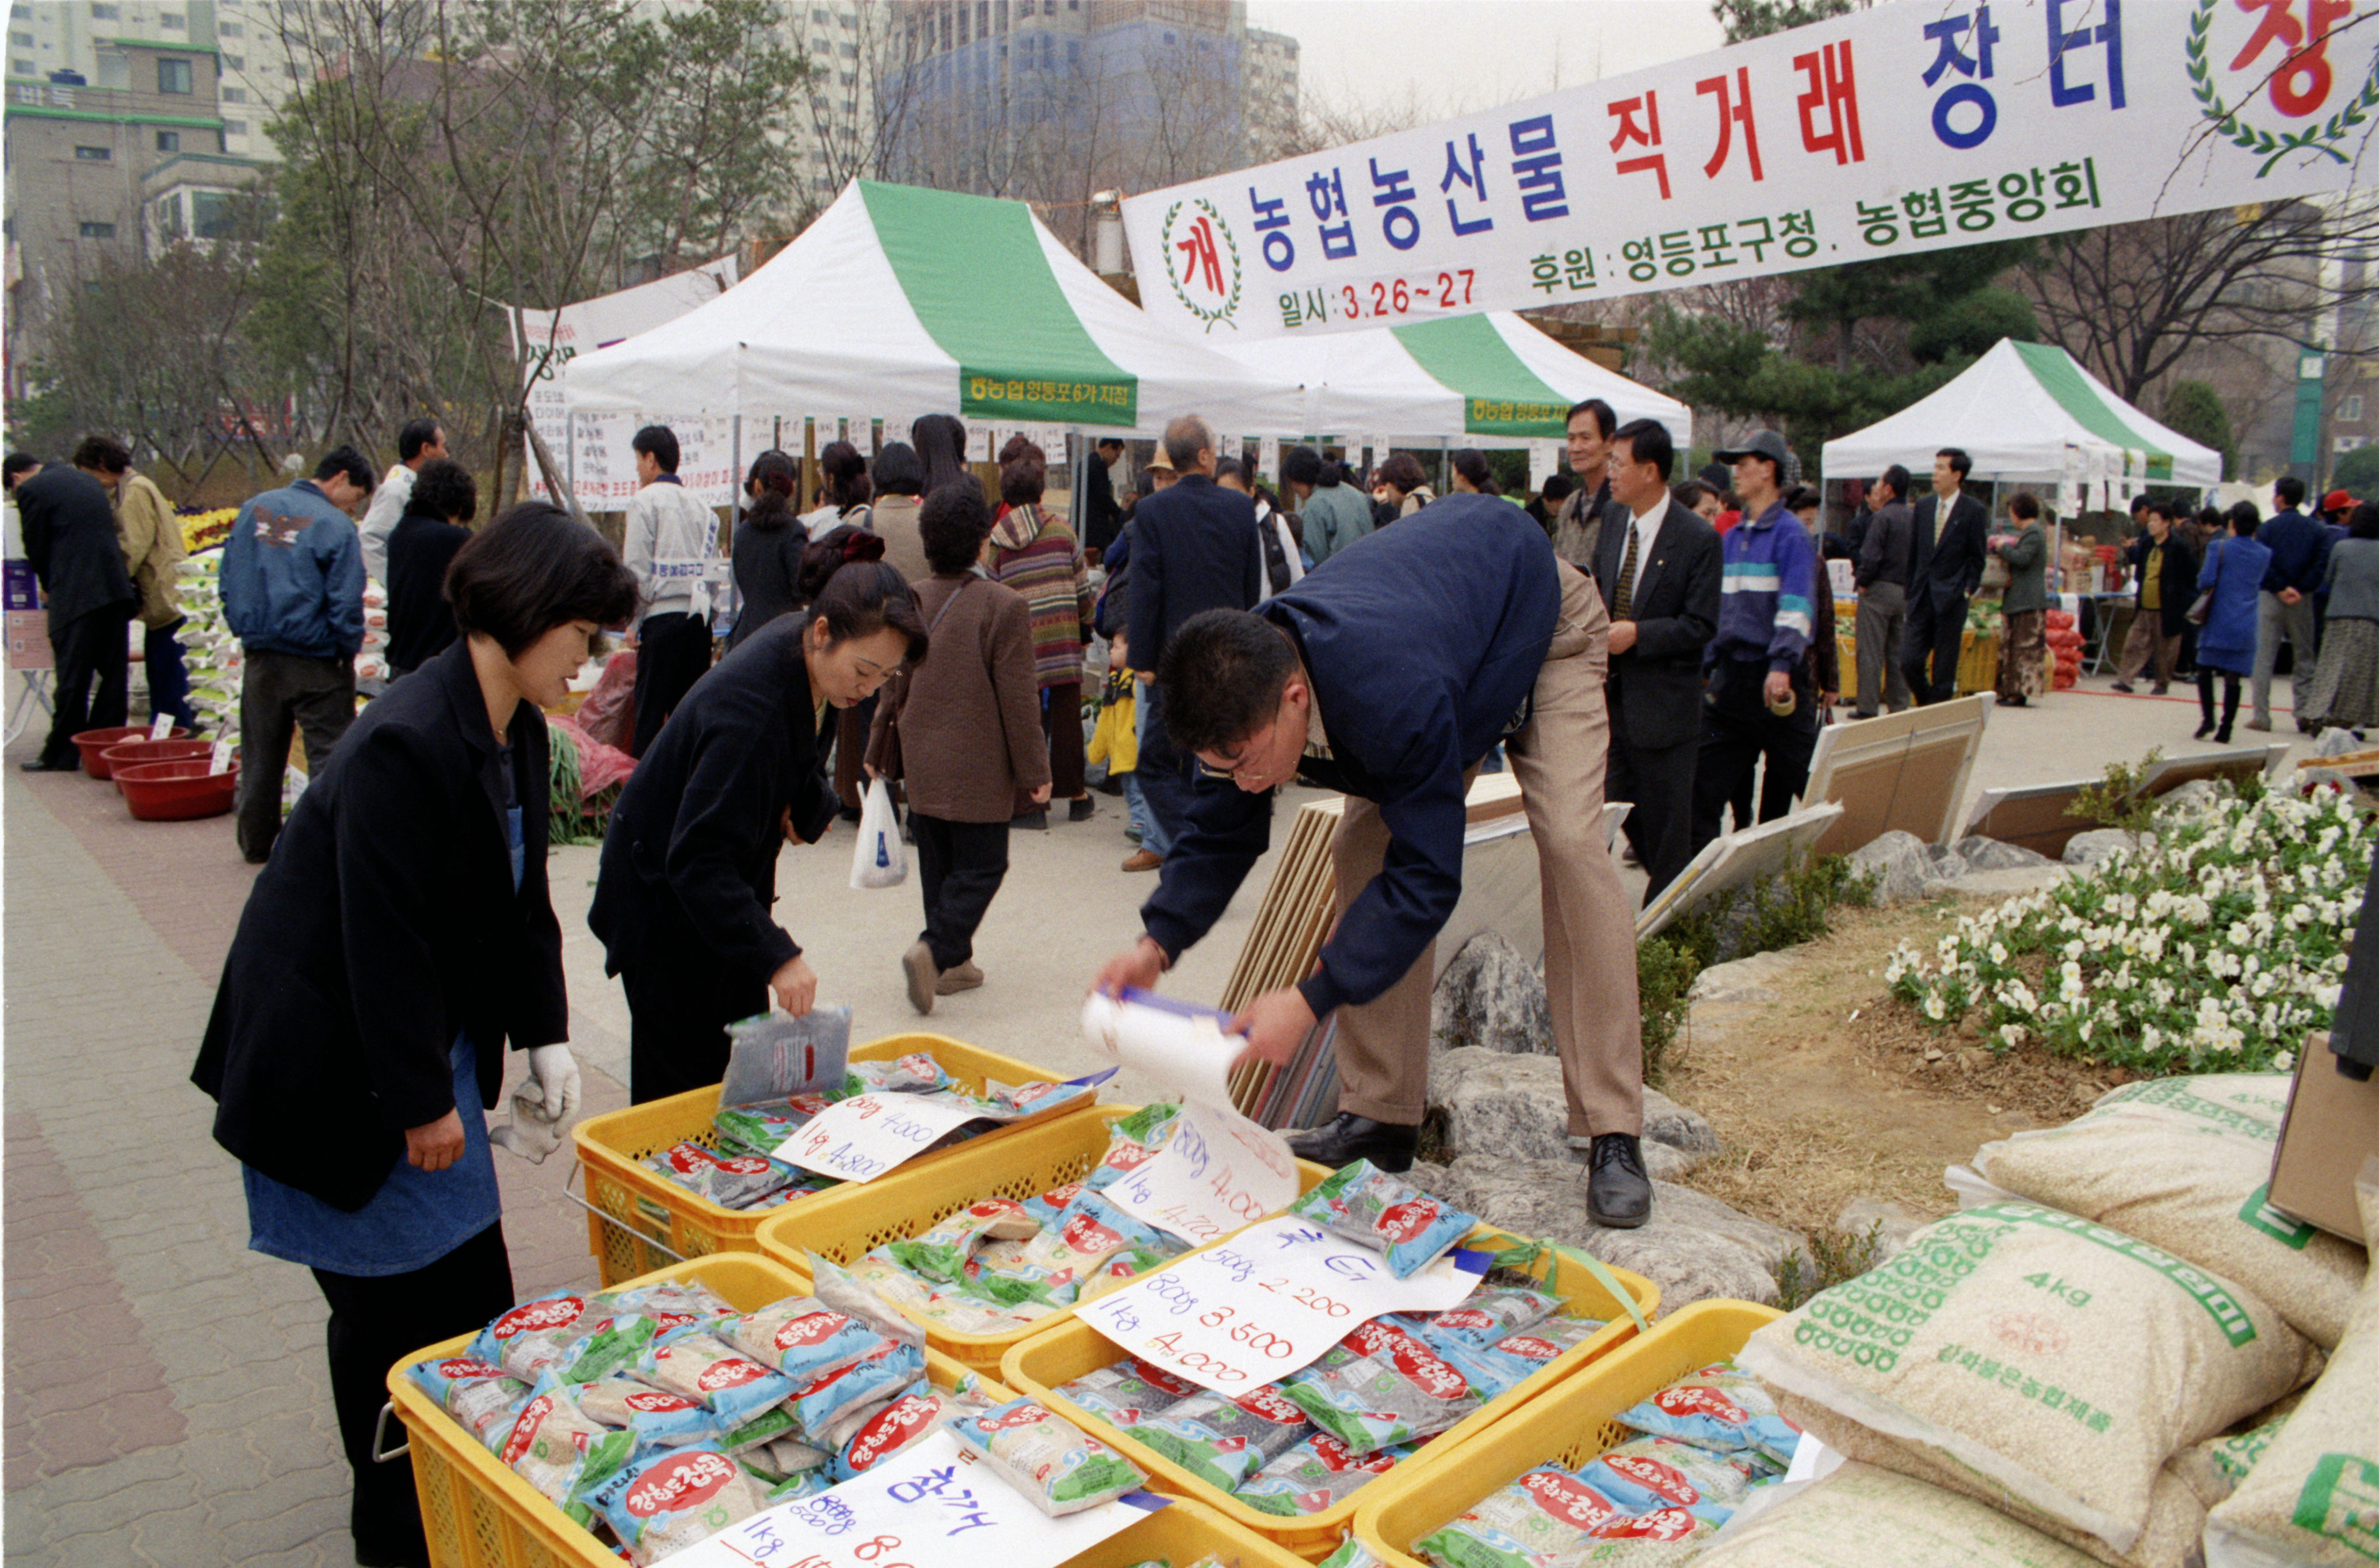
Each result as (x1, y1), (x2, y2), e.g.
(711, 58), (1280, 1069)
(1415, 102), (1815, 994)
(867, 482), (1051, 1014)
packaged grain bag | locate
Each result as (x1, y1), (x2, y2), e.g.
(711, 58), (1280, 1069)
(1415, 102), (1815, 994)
(2170, 1412), (2289, 1509)
(1438, 1314), (1610, 1400)
(1237, 1433), (1406, 1517)
(641, 1142), (804, 1210)
(2204, 1160), (2379, 1568)
(1415, 1466), (1640, 1568)
(1284, 1317), (1484, 1453)
(946, 1398), (1148, 1516)
(1319, 1541), (1390, 1568)
(1737, 1202), (2314, 1558)
(828, 1378), (996, 1482)
(1086, 1104), (1183, 1192)
(1290, 1161), (1477, 1279)
(1422, 1288), (1564, 1348)
(1691, 1462), (2103, 1567)
(886, 1198), (1042, 1284)
(586, 1443), (770, 1565)
(406, 1356), (530, 1452)
(1131, 1383), (1312, 1490)
(1958, 1073), (2362, 1348)
(1580, 1437), (1767, 1525)
(723, 1299), (881, 1382)
(1612, 1359), (1801, 1467)
(471, 1291), (598, 1383)
(1059, 1360), (1198, 1429)
(634, 1331), (799, 1431)
(498, 1383), (636, 1524)
(573, 1378), (722, 1448)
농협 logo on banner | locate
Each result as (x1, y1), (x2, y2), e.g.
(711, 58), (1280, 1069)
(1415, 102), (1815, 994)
(1161, 197), (1242, 332)
(2188, 0), (2379, 174)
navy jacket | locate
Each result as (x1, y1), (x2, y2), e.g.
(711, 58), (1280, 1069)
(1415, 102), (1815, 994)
(588, 614), (839, 985)
(2257, 508), (2331, 596)
(192, 640), (564, 1211)
(1140, 497), (1560, 1017)
(1125, 473), (1262, 671)
(15, 465), (135, 627)
(223, 479), (366, 658)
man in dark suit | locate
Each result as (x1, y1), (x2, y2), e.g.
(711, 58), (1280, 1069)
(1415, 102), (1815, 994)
(1082, 436), (1125, 557)
(1123, 414), (1262, 872)
(16, 437), (138, 771)
(1590, 418), (1720, 898)
(1900, 447), (1989, 705)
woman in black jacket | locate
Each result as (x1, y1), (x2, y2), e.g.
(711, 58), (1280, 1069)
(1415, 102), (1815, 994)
(383, 458), (479, 678)
(191, 502), (637, 1568)
(588, 544), (930, 1103)
(728, 450), (805, 650)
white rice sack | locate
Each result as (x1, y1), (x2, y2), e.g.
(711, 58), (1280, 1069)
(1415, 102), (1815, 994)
(2170, 1412), (2289, 1510)
(1693, 1462), (2102, 1567)
(2205, 1160), (2379, 1568)
(2090, 1074), (2292, 1129)
(1966, 1074), (2363, 1348)
(1775, 1393), (2210, 1568)
(1738, 1201), (2313, 1558)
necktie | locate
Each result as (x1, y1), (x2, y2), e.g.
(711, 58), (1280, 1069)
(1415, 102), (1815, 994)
(1613, 519), (1641, 622)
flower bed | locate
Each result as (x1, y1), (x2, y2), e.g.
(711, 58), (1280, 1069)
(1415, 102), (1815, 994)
(1886, 783), (2369, 1072)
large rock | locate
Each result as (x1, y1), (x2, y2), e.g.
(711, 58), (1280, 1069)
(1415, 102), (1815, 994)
(1417, 1155), (1813, 1307)
(1688, 950), (1797, 1007)
(1938, 865), (2068, 900)
(1834, 1196), (1929, 1265)
(1426, 1049), (1719, 1171)
(1953, 835), (2053, 871)
(1430, 932), (1552, 1056)
(2062, 828), (2144, 867)
(1849, 830), (1968, 907)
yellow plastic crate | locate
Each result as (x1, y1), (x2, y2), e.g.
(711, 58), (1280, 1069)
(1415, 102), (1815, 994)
(758, 1107), (1333, 1376)
(1353, 1299), (1782, 1568)
(1080, 1496), (1315, 1568)
(1956, 629), (1999, 695)
(570, 1031), (1101, 1286)
(1000, 1230), (1660, 1561)
(383, 1252), (1010, 1568)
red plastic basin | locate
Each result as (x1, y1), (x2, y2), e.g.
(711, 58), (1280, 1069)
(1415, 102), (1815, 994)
(114, 759), (238, 821)
(73, 725), (190, 779)
(102, 738), (215, 789)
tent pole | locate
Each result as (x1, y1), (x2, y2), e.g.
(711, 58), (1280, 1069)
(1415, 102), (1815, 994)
(1070, 426), (1088, 544)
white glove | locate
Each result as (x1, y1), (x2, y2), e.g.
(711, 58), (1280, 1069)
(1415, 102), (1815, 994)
(524, 1043), (582, 1125)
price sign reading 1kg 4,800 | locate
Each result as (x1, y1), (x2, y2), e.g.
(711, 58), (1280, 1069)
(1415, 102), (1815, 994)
(775, 1093), (982, 1184)
(1076, 1216), (1488, 1393)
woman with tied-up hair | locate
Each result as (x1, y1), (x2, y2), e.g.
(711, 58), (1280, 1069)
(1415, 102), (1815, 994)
(589, 539), (930, 1103)
(728, 449), (807, 652)
(193, 502), (640, 1568)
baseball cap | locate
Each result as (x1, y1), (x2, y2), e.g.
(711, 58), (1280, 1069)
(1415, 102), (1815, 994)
(1712, 430), (1793, 472)
(2324, 488), (2355, 513)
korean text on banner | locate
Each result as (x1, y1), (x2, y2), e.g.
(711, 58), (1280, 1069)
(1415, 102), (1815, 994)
(665, 1431), (1159, 1568)
(776, 1093), (983, 1183)
(1122, 1), (2370, 341)
(1076, 1215), (1486, 1394)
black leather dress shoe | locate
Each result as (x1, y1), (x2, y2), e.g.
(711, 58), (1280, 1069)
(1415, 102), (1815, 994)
(19, 757), (77, 772)
(1285, 1113), (1418, 1173)
(1586, 1133), (1652, 1229)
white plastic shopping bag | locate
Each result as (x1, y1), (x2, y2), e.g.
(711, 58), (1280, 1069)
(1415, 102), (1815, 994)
(848, 778), (907, 889)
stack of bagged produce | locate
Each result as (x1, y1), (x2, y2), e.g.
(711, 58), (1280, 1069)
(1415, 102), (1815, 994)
(1696, 1071), (2370, 1568)
(173, 552), (238, 740)
(407, 1275), (1148, 1563)
(644, 1051), (1098, 1214)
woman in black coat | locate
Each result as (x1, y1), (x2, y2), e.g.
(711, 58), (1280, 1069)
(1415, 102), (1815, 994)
(383, 458), (479, 678)
(191, 502), (638, 1568)
(589, 545), (930, 1103)
(727, 449), (806, 651)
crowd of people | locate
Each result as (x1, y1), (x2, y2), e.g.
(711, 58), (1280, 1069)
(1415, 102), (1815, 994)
(12, 399), (2377, 1568)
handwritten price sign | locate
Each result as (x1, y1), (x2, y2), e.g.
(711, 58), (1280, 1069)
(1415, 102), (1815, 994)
(1076, 1216), (1486, 1393)
(667, 1431), (1160, 1568)
(1103, 1102), (1297, 1248)
(775, 1093), (980, 1184)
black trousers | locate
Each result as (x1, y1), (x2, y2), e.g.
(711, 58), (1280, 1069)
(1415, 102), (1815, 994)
(1605, 691), (1698, 900)
(1901, 588), (1968, 706)
(312, 1221), (514, 1568)
(40, 602), (133, 767)
(911, 813), (1011, 971)
(631, 611), (713, 759)
(238, 648), (356, 862)
(1690, 660), (1819, 854)
(1131, 682), (1197, 849)
(623, 959), (766, 1104)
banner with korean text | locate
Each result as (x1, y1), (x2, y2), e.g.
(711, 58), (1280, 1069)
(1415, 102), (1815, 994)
(1123, 0), (2375, 342)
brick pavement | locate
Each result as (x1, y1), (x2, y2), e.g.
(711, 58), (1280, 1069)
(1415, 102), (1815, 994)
(2, 749), (628, 1566)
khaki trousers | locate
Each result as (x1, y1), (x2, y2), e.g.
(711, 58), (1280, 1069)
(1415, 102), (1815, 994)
(1330, 563), (1645, 1139)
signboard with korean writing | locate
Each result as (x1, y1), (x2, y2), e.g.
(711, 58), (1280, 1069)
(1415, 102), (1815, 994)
(1124, 1), (2373, 341)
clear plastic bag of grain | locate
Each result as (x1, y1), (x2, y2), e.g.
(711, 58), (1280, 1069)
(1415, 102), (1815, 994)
(1693, 1462), (2105, 1567)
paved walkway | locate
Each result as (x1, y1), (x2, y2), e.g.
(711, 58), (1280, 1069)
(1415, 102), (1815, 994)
(0, 670), (2316, 1565)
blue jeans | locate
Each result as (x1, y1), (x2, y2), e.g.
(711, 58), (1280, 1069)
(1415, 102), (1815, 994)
(1131, 688), (1173, 858)
(144, 617), (196, 729)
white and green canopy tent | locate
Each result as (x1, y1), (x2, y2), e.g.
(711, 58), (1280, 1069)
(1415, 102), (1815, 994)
(1820, 339), (2223, 496)
(1212, 312), (1691, 449)
(562, 180), (1303, 437)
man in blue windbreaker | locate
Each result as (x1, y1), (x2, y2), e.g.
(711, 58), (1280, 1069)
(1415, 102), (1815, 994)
(1090, 496), (1653, 1229)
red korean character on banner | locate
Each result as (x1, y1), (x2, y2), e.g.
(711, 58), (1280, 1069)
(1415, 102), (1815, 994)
(1696, 65), (1763, 180)
(2231, 0), (2353, 117)
(1607, 91), (1670, 199)
(1793, 40), (1865, 165)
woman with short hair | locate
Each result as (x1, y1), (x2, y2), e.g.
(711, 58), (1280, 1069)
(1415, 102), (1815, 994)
(384, 458), (480, 679)
(2194, 502), (2274, 743)
(869, 441), (929, 583)
(193, 502), (639, 1568)
(1376, 451), (1434, 518)
(2307, 502), (2379, 735)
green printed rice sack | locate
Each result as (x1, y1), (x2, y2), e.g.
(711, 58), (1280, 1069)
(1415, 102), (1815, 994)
(1738, 1201), (2314, 1558)
(1958, 1072), (2362, 1348)
(2204, 1162), (2379, 1568)
(1693, 1461), (2103, 1567)
(2171, 1412), (2289, 1509)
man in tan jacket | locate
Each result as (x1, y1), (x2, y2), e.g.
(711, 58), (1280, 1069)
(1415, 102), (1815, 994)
(113, 456), (195, 731)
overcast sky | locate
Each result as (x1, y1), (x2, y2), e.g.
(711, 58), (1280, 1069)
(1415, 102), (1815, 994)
(1246, 0), (1730, 125)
